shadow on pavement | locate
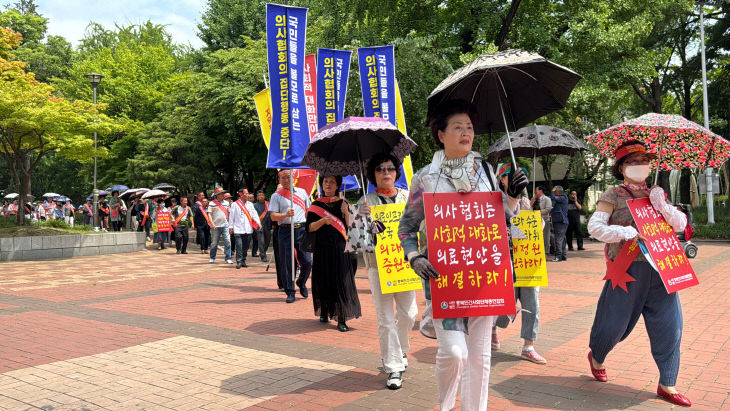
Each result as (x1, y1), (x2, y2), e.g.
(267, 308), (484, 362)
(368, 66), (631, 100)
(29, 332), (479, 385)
(201, 283), (281, 293)
(409, 346), (524, 366)
(219, 367), (382, 398)
(490, 375), (650, 410)
(246, 318), (345, 335)
(193, 297), (285, 304)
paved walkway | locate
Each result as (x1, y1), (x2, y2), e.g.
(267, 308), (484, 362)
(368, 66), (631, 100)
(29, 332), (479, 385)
(0, 239), (728, 410)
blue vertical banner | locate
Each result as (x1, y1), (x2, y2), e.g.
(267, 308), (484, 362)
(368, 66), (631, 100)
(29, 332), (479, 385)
(317, 48), (358, 190)
(316, 48), (352, 129)
(357, 45), (396, 123)
(266, 3), (309, 169)
(357, 45), (408, 190)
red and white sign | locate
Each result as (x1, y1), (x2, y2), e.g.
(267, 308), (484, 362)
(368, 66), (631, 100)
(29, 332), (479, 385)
(424, 192), (516, 318)
(156, 211), (173, 232)
(627, 198), (698, 293)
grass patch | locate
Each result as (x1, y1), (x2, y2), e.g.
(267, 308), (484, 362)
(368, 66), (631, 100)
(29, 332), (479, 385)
(691, 206), (730, 240)
(0, 217), (97, 238)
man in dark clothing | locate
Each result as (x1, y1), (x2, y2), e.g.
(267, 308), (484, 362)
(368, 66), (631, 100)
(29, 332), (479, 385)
(135, 198), (153, 239)
(549, 186), (569, 262)
(192, 193), (211, 254)
(566, 190), (585, 251)
(253, 190), (271, 262)
(172, 197), (193, 254)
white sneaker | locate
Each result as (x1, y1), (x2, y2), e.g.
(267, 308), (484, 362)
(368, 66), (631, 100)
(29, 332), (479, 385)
(209, 258), (215, 264)
(225, 259), (234, 264)
(386, 372), (403, 390)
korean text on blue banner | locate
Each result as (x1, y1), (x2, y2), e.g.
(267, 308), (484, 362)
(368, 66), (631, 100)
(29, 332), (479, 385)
(316, 48), (352, 128)
(265, 3), (309, 169)
(357, 45), (396, 123)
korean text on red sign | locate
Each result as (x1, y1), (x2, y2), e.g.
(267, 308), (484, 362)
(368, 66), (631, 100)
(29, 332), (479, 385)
(424, 192), (516, 318)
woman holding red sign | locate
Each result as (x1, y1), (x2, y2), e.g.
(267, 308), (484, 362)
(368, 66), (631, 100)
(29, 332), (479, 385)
(586, 140), (690, 406)
(306, 175), (362, 333)
(399, 99), (527, 411)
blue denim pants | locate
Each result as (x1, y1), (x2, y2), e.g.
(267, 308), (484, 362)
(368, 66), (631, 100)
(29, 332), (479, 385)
(209, 225), (232, 261)
(589, 261), (683, 386)
(496, 286), (540, 341)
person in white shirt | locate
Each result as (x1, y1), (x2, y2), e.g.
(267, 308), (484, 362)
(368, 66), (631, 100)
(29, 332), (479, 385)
(229, 188), (261, 269)
(207, 187), (233, 264)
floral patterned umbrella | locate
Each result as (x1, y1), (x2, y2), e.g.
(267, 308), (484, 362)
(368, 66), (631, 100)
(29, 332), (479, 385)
(586, 113), (730, 170)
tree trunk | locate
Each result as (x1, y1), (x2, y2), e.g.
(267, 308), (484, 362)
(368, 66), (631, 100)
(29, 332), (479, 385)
(496, 0), (522, 51)
(651, 76), (663, 114)
(16, 153), (31, 226)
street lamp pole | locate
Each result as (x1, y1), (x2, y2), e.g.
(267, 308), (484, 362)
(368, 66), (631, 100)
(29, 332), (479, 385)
(697, 1), (714, 224)
(85, 73), (104, 230)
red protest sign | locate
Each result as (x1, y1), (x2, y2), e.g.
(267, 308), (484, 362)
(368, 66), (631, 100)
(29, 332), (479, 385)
(304, 54), (318, 139)
(156, 211), (173, 232)
(424, 192), (516, 318)
(626, 198), (698, 293)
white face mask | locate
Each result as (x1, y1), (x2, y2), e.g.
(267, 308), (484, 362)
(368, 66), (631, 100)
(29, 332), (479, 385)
(624, 165), (651, 182)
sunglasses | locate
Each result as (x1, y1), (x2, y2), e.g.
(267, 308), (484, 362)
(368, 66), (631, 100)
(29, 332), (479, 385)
(375, 166), (397, 173)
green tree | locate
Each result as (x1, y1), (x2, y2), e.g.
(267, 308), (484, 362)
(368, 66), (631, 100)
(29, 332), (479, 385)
(0, 27), (120, 224)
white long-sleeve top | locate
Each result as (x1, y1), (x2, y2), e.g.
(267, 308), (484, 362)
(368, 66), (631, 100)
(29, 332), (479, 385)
(228, 200), (261, 234)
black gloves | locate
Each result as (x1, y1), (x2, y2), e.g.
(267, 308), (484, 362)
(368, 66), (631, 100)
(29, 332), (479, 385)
(506, 167), (529, 198)
(409, 255), (440, 280)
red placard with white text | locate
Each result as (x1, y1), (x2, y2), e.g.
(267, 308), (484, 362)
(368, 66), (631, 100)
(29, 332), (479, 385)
(156, 211), (173, 232)
(424, 192), (516, 318)
(626, 198), (698, 293)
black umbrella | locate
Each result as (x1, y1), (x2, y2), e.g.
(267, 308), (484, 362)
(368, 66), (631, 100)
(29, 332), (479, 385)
(428, 49), (581, 166)
(485, 125), (588, 192)
(153, 183), (176, 191)
(486, 125), (588, 160)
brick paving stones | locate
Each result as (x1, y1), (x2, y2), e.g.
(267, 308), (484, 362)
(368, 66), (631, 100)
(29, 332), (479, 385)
(0, 240), (728, 409)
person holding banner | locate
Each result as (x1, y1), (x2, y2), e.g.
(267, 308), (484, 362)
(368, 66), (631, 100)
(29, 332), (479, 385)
(354, 153), (417, 389)
(153, 198), (171, 250)
(586, 140), (690, 407)
(270, 170), (312, 303)
(399, 100), (527, 411)
(307, 175), (361, 331)
(492, 163), (547, 365)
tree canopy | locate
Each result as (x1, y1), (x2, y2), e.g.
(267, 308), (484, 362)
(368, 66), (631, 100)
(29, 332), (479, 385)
(0, 0), (729, 216)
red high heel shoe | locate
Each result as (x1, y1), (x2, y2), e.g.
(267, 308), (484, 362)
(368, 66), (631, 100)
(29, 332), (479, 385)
(587, 351), (607, 382)
(657, 385), (691, 407)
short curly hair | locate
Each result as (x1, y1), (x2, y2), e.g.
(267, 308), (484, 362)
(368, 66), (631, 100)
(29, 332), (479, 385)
(366, 152), (402, 186)
(428, 99), (479, 149)
(318, 175), (342, 195)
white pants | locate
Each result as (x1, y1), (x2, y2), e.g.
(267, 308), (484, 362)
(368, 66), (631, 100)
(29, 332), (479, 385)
(367, 267), (418, 373)
(64, 216), (74, 227)
(435, 315), (495, 411)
